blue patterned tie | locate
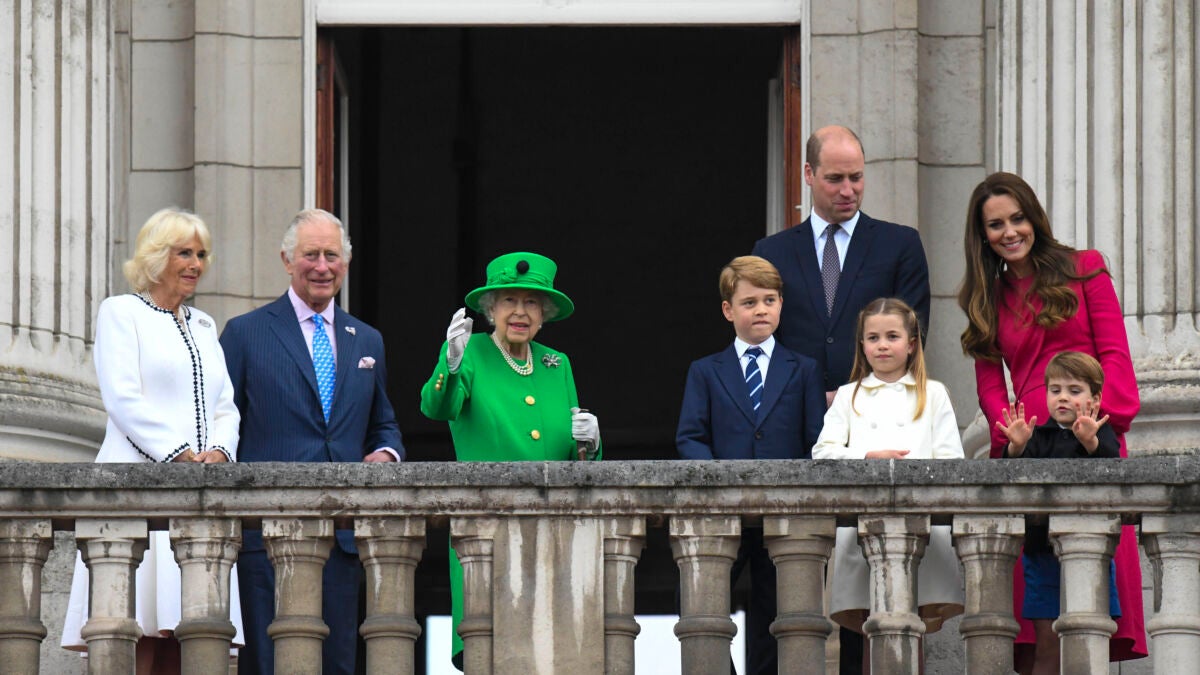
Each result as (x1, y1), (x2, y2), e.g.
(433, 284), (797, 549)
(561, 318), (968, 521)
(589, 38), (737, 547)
(745, 346), (764, 414)
(311, 313), (335, 422)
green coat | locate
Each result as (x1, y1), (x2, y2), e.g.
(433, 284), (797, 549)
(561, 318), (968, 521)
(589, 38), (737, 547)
(420, 332), (600, 663)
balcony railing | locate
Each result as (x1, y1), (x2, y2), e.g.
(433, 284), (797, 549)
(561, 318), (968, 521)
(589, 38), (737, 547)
(1, 457), (1198, 674)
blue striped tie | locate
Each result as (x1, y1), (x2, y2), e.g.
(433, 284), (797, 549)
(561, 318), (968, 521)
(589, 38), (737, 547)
(745, 346), (764, 414)
(312, 313), (335, 422)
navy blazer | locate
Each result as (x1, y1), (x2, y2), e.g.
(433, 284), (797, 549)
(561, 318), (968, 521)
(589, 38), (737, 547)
(676, 343), (824, 460)
(752, 212), (931, 391)
(220, 293), (403, 553)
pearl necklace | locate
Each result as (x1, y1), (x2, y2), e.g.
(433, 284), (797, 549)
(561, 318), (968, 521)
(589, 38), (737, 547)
(492, 332), (533, 376)
(139, 291), (187, 326)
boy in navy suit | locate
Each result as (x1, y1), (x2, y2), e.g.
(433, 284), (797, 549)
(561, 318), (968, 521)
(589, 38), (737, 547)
(676, 255), (825, 674)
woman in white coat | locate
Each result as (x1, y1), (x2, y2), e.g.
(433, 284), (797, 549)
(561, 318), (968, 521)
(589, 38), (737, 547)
(62, 208), (244, 674)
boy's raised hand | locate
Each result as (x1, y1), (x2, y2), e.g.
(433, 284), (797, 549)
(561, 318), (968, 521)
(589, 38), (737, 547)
(1071, 401), (1110, 453)
(998, 403), (1035, 457)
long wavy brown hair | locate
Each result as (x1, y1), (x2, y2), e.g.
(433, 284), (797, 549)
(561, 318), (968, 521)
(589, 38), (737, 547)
(957, 172), (1106, 361)
(849, 298), (928, 420)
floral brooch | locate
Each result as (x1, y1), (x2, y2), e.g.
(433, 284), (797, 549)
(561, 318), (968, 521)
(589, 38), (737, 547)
(541, 354), (561, 368)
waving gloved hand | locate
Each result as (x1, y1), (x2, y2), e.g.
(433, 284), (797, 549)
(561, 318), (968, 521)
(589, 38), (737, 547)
(571, 407), (601, 460)
(446, 307), (473, 373)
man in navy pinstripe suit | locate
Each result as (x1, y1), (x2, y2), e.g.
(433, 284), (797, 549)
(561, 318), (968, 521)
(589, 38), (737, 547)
(220, 208), (404, 675)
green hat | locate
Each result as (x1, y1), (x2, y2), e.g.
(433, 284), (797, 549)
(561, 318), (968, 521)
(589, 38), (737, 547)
(465, 252), (575, 322)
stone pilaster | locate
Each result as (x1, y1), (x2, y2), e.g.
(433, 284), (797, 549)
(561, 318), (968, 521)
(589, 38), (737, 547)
(602, 517), (645, 675)
(1142, 514), (1200, 671)
(763, 516), (836, 670)
(0, 519), (53, 673)
(1048, 514), (1119, 673)
(451, 517), (499, 675)
(355, 517), (426, 675)
(993, 0), (1200, 455)
(76, 519), (148, 675)
(263, 517), (334, 675)
(859, 515), (928, 674)
(169, 517), (241, 674)
(669, 515), (740, 675)
(952, 515), (1023, 675)
(0, 0), (108, 462)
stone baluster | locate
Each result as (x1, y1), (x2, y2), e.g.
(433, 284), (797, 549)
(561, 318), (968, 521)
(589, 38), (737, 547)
(263, 518), (334, 675)
(952, 515), (1024, 675)
(355, 517), (427, 675)
(762, 516), (836, 670)
(859, 515), (928, 674)
(0, 519), (53, 672)
(1048, 514), (1119, 673)
(452, 517), (499, 675)
(602, 517), (645, 675)
(76, 518), (148, 674)
(169, 518), (241, 674)
(670, 515), (740, 675)
(1141, 514), (1200, 671)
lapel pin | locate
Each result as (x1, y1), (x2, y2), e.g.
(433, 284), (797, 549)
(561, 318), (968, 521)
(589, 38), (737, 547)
(345, 326), (356, 335)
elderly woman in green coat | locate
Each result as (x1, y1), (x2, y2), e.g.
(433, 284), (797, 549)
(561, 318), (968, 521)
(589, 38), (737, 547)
(420, 251), (600, 667)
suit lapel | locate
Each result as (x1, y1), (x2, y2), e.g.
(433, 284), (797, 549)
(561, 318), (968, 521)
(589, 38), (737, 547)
(831, 213), (875, 323)
(266, 295), (322, 405)
(332, 306), (358, 417)
(715, 346), (757, 425)
(791, 220), (831, 326)
(757, 349), (795, 426)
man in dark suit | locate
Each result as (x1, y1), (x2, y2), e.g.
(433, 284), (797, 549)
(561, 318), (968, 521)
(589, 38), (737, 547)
(751, 126), (930, 674)
(220, 208), (404, 675)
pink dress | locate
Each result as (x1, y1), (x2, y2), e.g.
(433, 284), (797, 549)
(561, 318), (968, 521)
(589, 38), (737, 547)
(974, 249), (1146, 662)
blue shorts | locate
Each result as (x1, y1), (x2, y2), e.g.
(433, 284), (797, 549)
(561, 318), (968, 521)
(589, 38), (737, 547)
(1022, 551), (1121, 619)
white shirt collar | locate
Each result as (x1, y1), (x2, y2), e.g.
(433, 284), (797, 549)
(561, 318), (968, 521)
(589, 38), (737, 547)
(810, 210), (861, 240)
(734, 335), (775, 359)
(860, 371), (916, 389)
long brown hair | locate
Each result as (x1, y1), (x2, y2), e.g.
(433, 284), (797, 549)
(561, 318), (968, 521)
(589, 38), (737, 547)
(849, 298), (928, 420)
(957, 172), (1106, 361)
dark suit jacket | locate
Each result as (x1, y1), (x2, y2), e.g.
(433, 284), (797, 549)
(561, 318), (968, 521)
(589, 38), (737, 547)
(220, 293), (403, 553)
(752, 212), (931, 391)
(676, 343), (824, 460)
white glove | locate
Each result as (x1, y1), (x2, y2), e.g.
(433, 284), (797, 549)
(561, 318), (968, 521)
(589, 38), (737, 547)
(571, 407), (600, 460)
(446, 307), (473, 373)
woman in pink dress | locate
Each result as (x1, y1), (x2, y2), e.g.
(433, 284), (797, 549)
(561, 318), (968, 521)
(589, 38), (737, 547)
(958, 172), (1146, 670)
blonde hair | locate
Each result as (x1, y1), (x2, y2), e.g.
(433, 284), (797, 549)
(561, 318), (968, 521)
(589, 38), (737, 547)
(719, 256), (782, 303)
(1045, 351), (1105, 395)
(123, 208), (212, 293)
(849, 297), (929, 420)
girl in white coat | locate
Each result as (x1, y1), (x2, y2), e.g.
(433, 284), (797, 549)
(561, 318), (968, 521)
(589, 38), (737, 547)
(813, 297), (964, 670)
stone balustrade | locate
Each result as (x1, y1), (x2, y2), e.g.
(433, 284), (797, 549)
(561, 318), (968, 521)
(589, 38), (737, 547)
(1, 457), (1198, 674)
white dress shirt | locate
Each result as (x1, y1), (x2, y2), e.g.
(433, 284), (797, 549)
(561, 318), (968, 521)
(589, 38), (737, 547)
(809, 210), (861, 271)
(733, 335), (775, 383)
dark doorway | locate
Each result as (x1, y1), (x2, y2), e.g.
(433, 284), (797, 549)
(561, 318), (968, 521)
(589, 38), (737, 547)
(332, 26), (784, 462)
(326, 26), (786, 668)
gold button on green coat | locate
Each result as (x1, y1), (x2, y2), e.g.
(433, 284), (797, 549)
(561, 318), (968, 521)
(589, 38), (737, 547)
(525, 395), (535, 405)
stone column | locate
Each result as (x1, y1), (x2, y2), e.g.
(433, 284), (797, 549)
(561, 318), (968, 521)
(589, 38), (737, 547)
(952, 515), (1024, 675)
(451, 517), (499, 675)
(858, 515), (928, 674)
(1141, 514), (1200, 672)
(669, 515), (740, 675)
(355, 517), (426, 675)
(263, 518), (334, 675)
(76, 518), (148, 675)
(0, 519), (53, 673)
(1048, 514), (1119, 673)
(0, 0), (109, 463)
(601, 517), (645, 675)
(762, 516), (836, 669)
(169, 517), (241, 674)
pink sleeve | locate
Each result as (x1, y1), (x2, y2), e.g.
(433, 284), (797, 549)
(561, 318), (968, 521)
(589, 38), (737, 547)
(1078, 250), (1140, 435)
(974, 357), (1011, 458)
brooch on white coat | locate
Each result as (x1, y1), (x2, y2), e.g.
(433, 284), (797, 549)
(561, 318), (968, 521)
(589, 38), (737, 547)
(541, 354), (561, 368)
(345, 326), (356, 335)
(358, 356), (375, 369)
(198, 318), (211, 328)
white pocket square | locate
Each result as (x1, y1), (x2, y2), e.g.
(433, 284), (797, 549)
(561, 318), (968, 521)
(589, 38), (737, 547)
(358, 356), (375, 369)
